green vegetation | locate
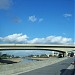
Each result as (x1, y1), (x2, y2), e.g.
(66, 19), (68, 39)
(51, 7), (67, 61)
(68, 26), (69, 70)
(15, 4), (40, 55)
(27, 54), (49, 58)
(0, 53), (10, 59)
(40, 54), (49, 58)
(0, 52), (20, 59)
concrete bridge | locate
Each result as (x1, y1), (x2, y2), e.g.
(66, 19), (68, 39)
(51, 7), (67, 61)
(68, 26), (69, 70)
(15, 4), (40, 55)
(0, 44), (75, 56)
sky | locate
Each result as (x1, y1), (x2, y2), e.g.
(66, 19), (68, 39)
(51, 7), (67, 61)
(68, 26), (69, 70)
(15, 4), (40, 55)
(0, 0), (74, 56)
(1, 50), (54, 56)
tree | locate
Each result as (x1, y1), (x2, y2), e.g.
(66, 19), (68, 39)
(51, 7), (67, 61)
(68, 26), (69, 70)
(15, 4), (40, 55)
(0, 52), (2, 56)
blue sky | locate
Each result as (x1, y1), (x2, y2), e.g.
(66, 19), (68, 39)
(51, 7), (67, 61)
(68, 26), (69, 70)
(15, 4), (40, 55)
(0, 0), (74, 55)
(0, 0), (74, 44)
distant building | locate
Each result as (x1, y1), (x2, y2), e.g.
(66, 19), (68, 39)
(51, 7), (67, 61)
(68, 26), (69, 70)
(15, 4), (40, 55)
(51, 51), (59, 57)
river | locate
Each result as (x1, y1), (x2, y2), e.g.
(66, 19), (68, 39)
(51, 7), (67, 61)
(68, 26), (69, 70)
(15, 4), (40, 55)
(19, 58), (39, 64)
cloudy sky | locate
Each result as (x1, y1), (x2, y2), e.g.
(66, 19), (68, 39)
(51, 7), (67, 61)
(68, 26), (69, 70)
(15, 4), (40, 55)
(0, 0), (74, 55)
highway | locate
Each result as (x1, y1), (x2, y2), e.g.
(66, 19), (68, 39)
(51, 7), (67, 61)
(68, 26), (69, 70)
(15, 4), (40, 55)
(19, 57), (74, 75)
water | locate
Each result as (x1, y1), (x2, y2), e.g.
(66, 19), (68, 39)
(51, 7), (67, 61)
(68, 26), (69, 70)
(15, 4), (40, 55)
(19, 58), (38, 64)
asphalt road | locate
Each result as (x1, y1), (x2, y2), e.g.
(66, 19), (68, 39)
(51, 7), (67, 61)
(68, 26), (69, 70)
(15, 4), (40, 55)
(19, 57), (74, 75)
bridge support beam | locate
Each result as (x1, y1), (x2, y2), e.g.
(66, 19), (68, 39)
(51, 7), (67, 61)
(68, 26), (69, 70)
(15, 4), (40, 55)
(63, 51), (68, 57)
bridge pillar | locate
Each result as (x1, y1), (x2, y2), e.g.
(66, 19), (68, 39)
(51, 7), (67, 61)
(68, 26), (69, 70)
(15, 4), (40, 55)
(63, 51), (68, 57)
(62, 52), (64, 57)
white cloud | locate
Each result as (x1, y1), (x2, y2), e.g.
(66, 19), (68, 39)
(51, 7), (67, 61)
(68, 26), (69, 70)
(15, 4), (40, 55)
(0, 0), (13, 10)
(0, 33), (28, 43)
(28, 15), (43, 23)
(28, 36), (72, 44)
(29, 15), (37, 22)
(27, 38), (45, 44)
(0, 34), (73, 44)
(64, 13), (72, 18)
(39, 18), (43, 22)
(12, 17), (22, 24)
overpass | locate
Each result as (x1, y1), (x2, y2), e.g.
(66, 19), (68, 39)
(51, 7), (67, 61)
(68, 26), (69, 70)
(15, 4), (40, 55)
(0, 44), (75, 56)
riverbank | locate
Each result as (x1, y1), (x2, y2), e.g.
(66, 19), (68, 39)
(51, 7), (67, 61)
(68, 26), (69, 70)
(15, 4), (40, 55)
(27, 57), (50, 61)
(0, 58), (22, 65)
(5, 58), (22, 62)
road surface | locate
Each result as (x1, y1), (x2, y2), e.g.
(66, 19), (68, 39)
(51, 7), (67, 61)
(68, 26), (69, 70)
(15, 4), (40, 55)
(19, 57), (74, 75)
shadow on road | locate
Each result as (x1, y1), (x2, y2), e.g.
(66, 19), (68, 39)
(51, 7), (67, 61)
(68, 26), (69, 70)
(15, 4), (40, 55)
(60, 69), (74, 75)
(0, 59), (17, 64)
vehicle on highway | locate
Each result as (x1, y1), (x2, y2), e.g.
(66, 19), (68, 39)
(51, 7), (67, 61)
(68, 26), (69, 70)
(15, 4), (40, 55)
(68, 52), (74, 57)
